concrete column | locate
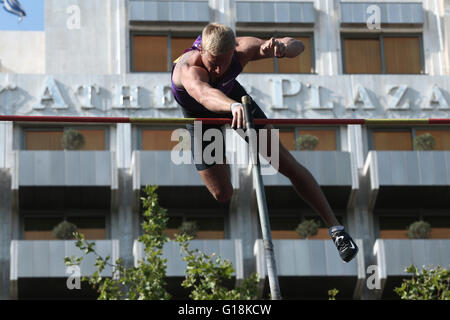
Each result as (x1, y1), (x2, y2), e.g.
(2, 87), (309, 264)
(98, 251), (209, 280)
(226, 128), (261, 281)
(422, 0), (447, 75)
(346, 125), (364, 238)
(346, 125), (378, 299)
(209, 0), (236, 32)
(0, 170), (16, 299)
(0, 122), (18, 300)
(228, 168), (260, 279)
(314, 0), (342, 75)
(110, 123), (140, 267)
(113, 0), (130, 74)
(111, 169), (140, 268)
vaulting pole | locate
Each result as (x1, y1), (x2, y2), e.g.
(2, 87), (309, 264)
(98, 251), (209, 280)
(241, 95), (281, 300)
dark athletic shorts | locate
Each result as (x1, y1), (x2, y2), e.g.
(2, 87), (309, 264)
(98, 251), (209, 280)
(181, 81), (268, 171)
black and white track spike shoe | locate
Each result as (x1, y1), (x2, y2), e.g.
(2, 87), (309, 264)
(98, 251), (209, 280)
(330, 230), (359, 263)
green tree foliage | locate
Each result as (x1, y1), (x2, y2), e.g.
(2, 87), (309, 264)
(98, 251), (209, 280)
(414, 133), (435, 151)
(407, 220), (431, 239)
(65, 185), (259, 300)
(176, 233), (259, 300)
(296, 134), (319, 150)
(328, 288), (339, 300)
(62, 129), (85, 150)
(295, 219), (320, 239)
(178, 221), (199, 238)
(394, 265), (449, 300)
(52, 220), (77, 240)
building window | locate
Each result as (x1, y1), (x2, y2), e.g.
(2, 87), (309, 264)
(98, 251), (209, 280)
(379, 216), (450, 239)
(132, 33), (314, 74)
(141, 128), (185, 150)
(342, 34), (423, 74)
(25, 130), (64, 150)
(297, 129), (337, 151)
(278, 37), (313, 74)
(371, 128), (450, 151)
(133, 35), (168, 72)
(164, 215), (225, 240)
(24, 128), (107, 150)
(279, 130), (296, 151)
(243, 56), (275, 73)
(270, 216), (303, 239)
(238, 34), (314, 74)
(131, 33), (197, 72)
(171, 37), (197, 63)
(275, 127), (338, 151)
(270, 216), (340, 239)
(372, 131), (413, 151)
(141, 127), (339, 152)
(415, 130), (450, 150)
(24, 216), (106, 240)
(343, 38), (382, 74)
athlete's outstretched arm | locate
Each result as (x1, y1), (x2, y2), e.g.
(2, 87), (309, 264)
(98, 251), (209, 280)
(236, 36), (305, 67)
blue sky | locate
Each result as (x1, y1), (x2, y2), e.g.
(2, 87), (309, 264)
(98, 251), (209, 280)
(0, 0), (44, 31)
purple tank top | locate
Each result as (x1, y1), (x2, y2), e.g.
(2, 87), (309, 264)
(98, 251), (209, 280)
(171, 35), (243, 116)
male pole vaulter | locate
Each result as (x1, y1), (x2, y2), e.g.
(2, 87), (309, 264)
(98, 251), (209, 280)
(171, 23), (358, 262)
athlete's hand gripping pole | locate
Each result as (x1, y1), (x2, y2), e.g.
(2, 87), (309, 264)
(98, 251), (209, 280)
(241, 95), (281, 300)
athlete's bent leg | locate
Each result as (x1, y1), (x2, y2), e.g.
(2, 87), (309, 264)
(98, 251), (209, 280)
(197, 163), (233, 203)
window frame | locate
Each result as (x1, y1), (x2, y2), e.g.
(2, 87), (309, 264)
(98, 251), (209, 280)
(22, 126), (110, 151)
(139, 125), (186, 150)
(369, 126), (450, 151)
(268, 210), (345, 231)
(20, 209), (110, 240)
(369, 127), (414, 151)
(376, 210), (450, 239)
(294, 126), (340, 151)
(235, 31), (316, 74)
(341, 33), (425, 75)
(130, 31), (199, 73)
(142, 209), (228, 239)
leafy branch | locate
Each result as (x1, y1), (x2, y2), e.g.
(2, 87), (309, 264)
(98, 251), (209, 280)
(65, 185), (259, 300)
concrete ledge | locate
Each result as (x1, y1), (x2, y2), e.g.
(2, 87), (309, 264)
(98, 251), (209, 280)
(10, 240), (120, 280)
(17, 151), (115, 187)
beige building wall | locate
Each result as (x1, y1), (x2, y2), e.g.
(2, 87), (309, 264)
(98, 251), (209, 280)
(0, 31), (45, 74)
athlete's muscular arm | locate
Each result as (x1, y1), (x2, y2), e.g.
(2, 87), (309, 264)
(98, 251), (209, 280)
(181, 64), (234, 113)
(180, 64), (245, 128)
(236, 36), (305, 68)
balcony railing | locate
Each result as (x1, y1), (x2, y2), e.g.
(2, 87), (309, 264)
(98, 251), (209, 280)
(262, 151), (355, 186)
(10, 240), (120, 280)
(364, 151), (450, 209)
(254, 239), (365, 278)
(372, 239), (450, 296)
(15, 151), (116, 188)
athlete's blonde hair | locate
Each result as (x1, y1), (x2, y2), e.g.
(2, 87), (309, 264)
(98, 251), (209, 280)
(201, 23), (236, 56)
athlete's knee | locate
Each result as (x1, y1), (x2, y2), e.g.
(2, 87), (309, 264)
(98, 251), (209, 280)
(212, 187), (233, 203)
